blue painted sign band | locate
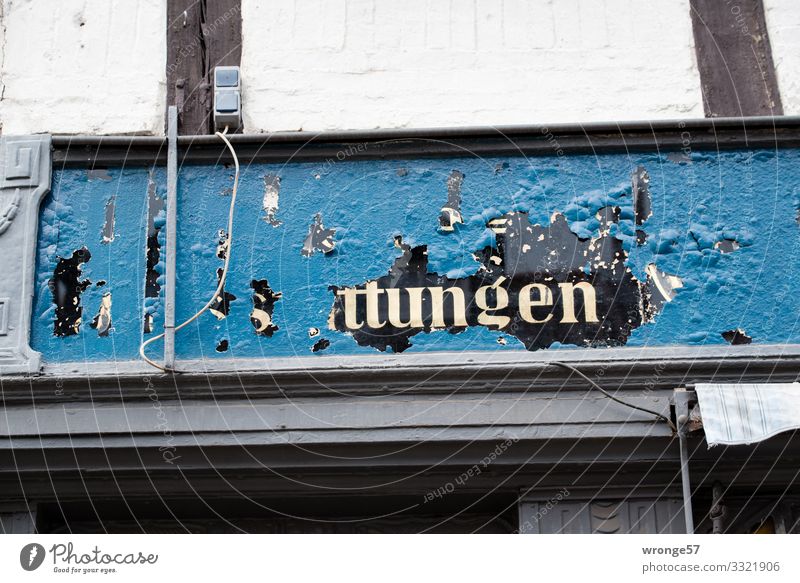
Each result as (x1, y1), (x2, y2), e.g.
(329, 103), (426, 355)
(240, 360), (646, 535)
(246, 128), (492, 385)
(31, 149), (800, 363)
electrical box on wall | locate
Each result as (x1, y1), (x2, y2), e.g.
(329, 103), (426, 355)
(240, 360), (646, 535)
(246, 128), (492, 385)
(213, 66), (241, 131)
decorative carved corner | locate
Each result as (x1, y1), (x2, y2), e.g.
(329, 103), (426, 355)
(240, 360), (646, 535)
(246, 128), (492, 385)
(0, 135), (51, 375)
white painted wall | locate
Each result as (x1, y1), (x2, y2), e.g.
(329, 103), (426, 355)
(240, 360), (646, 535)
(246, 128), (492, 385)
(0, 3), (5, 115)
(12, 0), (800, 136)
(241, 0), (705, 132)
(0, 0), (166, 135)
(1, 1), (799, 137)
(764, 0), (800, 115)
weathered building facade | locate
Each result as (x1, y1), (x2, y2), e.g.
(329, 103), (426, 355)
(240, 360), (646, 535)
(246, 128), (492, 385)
(2, 0), (800, 533)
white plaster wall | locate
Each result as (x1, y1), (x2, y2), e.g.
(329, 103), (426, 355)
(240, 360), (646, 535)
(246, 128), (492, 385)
(241, 0), (704, 132)
(0, 0), (166, 135)
(0, 3), (5, 114)
(764, 0), (800, 115)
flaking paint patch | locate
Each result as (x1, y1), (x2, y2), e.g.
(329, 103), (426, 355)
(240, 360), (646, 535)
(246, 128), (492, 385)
(90, 292), (112, 336)
(250, 279), (281, 336)
(101, 195), (116, 244)
(311, 338), (330, 352)
(209, 268), (236, 320)
(262, 174), (282, 227)
(643, 264), (684, 321)
(209, 229), (235, 319)
(714, 239), (740, 253)
(50, 247), (92, 337)
(216, 339), (229, 352)
(596, 206), (621, 235)
(301, 213), (336, 256)
(439, 170), (464, 232)
(721, 328), (752, 345)
(143, 171), (164, 333)
(632, 165), (652, 241)
(216, 230), (229, 260)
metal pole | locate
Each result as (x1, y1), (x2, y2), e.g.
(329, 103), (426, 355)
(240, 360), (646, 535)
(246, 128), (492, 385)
(163, 106), (178, 370)
(678, 413), (695, 534)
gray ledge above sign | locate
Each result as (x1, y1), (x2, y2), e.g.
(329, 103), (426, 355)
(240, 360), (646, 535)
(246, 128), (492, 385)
(0, 135), (51, 375)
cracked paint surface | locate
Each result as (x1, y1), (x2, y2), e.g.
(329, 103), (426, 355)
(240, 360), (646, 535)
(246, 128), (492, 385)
(31, 150), (800, 362)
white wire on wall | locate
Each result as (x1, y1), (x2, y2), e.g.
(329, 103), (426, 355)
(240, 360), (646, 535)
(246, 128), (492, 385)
(139, 127), (240, 372)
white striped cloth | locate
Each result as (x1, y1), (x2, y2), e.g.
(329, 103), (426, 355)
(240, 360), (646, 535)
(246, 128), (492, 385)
(694, 383), (800, 446)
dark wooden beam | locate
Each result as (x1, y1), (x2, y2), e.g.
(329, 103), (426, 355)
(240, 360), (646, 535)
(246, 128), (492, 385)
(166, 0), (242, 135)
(203, 1), (242, 69)
(690, 0), (783, 117)
(166, 1), (206, 135)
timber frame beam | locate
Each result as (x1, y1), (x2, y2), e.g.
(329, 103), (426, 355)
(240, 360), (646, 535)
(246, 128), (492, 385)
(166, 0), (242, 135)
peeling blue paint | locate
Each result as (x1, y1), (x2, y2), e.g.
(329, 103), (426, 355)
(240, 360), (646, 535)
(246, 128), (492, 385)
(32, 168), (164, 361)
(32, 149), (800, 362)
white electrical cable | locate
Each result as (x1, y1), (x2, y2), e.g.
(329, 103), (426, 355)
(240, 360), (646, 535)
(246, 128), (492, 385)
(139, 126), (240, 373)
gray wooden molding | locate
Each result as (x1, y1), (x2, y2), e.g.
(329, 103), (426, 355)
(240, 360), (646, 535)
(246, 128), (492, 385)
(0, 388), (672, 447)
(51, 116), (800, 167)
(2, 426), (797, 503)
(0, 135), (51, 375)
(3, 343), (798, 404)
